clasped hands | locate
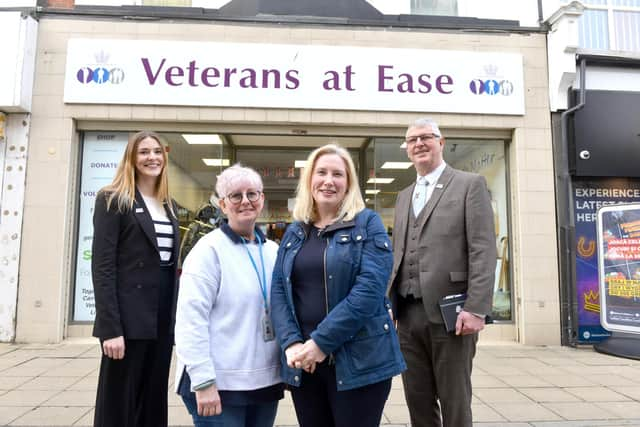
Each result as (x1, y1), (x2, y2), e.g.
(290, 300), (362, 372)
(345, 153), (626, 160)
(285, 340), (326, 374)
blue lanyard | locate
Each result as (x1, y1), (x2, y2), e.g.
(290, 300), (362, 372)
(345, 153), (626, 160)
(241, 235), (268, 311)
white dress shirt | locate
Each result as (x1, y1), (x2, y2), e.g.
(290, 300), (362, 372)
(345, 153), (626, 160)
(412, 162), (447, 216)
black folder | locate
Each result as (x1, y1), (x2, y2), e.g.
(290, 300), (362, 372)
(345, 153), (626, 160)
(438, 293), (493, 333)
(438, 293), (467, 333)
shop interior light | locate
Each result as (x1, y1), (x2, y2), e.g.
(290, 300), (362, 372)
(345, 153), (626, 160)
(381, 162), (413, 169)
(365, 189), (381, 195)
(294, 160), (307, 168)
(183, 134), (223, 145)
(367, 177), (395, 184)
(202, 158), (230, 167)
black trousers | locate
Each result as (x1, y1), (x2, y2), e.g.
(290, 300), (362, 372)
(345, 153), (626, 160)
(290, 361), (391, 427)
(93, 335), (174, 427)
(397, 297), (477, 427)
(94, 266), (175, 427)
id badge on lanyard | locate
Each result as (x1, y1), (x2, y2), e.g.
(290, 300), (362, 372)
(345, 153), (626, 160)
(242, 235), (275, 342)
(261, 308), (275, 342)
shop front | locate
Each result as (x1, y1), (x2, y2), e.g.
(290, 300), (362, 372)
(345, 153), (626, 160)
(15, 12), (558, 344)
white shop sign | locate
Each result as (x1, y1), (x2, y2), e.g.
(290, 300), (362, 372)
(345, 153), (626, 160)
(64, 39), (525, 115)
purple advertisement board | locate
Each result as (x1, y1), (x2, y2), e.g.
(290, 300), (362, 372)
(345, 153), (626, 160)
(597, 204), (640, 334)
(574, 179), (640, 343)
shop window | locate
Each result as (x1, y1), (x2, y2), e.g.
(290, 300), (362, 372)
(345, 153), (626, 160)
(365, 137), (512, 321)
(72, 131), (230, 321)
(235, 146), (360, 243)
(73, 131), (509, 322)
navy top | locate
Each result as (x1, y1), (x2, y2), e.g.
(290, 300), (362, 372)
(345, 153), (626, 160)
(291, 225), (328, 340)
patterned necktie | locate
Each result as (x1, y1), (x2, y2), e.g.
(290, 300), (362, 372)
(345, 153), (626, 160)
(413, 176), (429, 217)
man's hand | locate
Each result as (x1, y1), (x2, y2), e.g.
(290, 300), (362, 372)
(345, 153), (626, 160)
(455, 310), (485, 336)
(102, 336), (125, 359)
(196, 384), (222, 417)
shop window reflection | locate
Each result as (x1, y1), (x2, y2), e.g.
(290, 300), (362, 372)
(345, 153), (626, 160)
(161, 133), (230, 266)
(366, 137), (512, 321)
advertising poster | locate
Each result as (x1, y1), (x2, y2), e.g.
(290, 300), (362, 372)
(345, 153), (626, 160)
(574, 179), (640, 342)
(597, 204), (640, 334)
(73, 132), (128, 321)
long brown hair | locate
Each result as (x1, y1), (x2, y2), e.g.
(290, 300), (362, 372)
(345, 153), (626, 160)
(100, 131), (174, 217)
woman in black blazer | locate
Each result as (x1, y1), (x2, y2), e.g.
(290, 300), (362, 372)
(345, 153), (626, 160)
(91, 131), (180, 427)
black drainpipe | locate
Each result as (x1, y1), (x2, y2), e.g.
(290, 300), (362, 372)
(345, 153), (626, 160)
(558, 57), (586, 346)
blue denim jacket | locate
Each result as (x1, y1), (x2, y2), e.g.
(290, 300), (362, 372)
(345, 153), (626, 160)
(270, 208), (406, 391)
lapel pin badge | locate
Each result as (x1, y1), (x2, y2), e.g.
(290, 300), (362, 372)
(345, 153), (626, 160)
(135, 207), (144, 213)
(435, 184), (444, 189)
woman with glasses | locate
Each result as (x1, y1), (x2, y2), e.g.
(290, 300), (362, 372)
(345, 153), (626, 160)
(270, 144), (406, 427)
(92, 131), (179, 427)
(175, 164), (283, 427)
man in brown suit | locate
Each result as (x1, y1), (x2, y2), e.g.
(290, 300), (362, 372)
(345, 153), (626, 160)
(388, 118), (496, 427)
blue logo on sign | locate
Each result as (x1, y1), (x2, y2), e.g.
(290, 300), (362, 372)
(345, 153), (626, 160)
(469, 65), (513, 97)
(76, 51), (125, 85)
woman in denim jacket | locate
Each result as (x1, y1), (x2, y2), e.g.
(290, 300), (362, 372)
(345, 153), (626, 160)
(271, 144), (406, 427)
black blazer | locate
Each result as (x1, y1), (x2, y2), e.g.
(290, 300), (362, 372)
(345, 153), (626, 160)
(91, 189), (180, 340)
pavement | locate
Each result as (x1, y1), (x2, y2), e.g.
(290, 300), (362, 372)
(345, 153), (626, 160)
(1, 340), (640, 426)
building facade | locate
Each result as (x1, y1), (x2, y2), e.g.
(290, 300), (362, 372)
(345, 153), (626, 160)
(545, 0), (640, 346)
(3, 0), (559, 345)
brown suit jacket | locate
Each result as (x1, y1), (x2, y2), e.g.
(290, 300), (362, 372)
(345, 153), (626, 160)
(387, 165), (496, 323)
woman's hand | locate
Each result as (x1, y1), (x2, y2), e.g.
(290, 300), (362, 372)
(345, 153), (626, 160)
(285, 342), (304, 368)
(102, 336), (125, 359)
(291, 339), (326, 373)
(196, 384), (222, 417)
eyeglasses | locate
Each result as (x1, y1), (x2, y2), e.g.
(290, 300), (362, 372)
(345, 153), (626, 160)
(225, 190), (262, 204)
(404, 133), (440, 145)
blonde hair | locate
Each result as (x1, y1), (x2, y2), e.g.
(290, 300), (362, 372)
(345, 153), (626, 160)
(100, 131), (174, 217)
(293, 144), (365, 223)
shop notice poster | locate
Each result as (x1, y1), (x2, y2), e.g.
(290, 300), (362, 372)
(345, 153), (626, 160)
(73, 132), (128, 321)
(597, 204), (640, 334)
(574, 179), (640, 342)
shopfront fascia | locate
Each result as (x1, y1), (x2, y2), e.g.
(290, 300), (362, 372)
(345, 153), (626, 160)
(17, 18), (558, 345)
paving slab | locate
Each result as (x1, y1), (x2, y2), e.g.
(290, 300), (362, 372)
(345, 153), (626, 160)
(541, 402), (618, 420)
(9, 406), (89, 426)
(564, 387), (631, 402)
(0, 342), (638, 426)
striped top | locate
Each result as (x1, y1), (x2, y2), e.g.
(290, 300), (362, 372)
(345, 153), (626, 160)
(141, 194), (174, 265)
